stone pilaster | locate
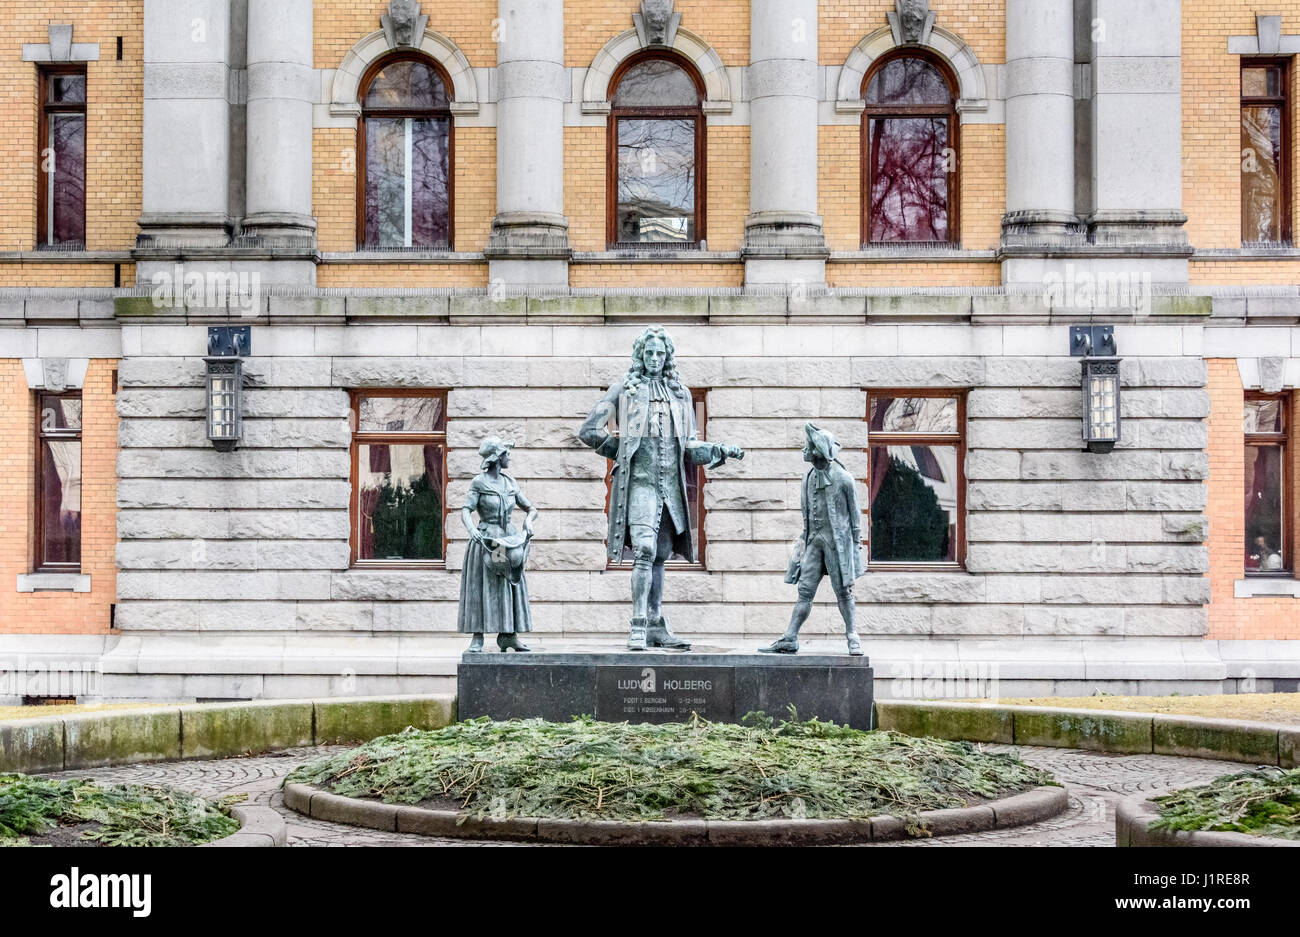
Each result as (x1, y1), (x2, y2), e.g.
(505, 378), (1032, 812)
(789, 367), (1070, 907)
(1086, 0), (1188, 251)
(487, 0), (570, 288)
(138, 0), (233, 247)
(743, 0), (828, 288)
(243, 0), (316, 245)
(1001, 0), (1079, 248)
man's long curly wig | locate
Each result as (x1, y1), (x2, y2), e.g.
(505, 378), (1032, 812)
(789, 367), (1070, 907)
(623, 326), (684, 394)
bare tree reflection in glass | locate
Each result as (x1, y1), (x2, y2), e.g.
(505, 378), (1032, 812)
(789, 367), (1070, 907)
(362, 58), (451, 249)
(611, 57), (702, 245)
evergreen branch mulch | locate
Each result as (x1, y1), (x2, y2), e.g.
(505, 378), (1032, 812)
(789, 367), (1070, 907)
(0, 773), (242, 847)
(1150, 767), (1300, 840)
(286, 714), (1057, 834)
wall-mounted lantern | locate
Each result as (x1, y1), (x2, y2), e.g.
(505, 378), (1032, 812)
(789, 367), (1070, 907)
(1070, 325), (1121, 454)
(206, 326), (250, 452)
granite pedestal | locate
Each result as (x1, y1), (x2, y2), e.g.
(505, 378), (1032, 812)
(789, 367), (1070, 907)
(457, 646), (875, 730)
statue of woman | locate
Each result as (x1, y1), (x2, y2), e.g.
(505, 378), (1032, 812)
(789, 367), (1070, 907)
(458, 438), (537, 652)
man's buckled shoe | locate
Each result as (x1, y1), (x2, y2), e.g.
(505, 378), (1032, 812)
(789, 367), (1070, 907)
(646, 616), (691, 649)
(758, 636), (800, 654)
(627, 618), (649, 651)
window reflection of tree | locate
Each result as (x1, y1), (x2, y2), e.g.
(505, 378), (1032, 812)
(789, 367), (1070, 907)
(609, 54), (704, 246)
(361, 56), (452, 249)
(862, 54), (957, 245)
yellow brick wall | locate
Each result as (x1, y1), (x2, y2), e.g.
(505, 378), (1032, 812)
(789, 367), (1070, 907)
(315, 0), (497, 69)
(0, 358), (117, 635)
(314, 124), (495, 263)
(317, 263), (490, 288)
(1183, 2), (1300, 254)
(819, 123), (1004, 253)
(564, 126), (605, 252)
(0, 1), (143, 254)
(705, 126), (748, 252)
(827, 261), (1001, 288)
(1206, 359), (1300, 640)
(820, 0), (1005, 67)
(0, 264), (122, 288)
(1191, 260), (1300, 285)
(565, 0), (750, 67)
(569, 263), (744, 289)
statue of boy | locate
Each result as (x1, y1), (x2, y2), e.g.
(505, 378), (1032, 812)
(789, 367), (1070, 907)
(579, 326), (744, 651)
(760, 423), (865, 656)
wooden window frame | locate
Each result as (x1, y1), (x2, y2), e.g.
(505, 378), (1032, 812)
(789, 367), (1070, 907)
(605, 387), (709, 571)
(37, 64), (87, 250)
(863, 389), (967, 572)
(606, 49), (707, 250)
(348, 388), (449, 569)
(1244, 391), (1292, 576)
(860, 49), (961, 247)
(34, 390), (83, 573)
(356, 51), (456, 251)
(1240, 57), (1292, 245)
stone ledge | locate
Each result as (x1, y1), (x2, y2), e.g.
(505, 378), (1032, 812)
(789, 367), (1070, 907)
(203, 805), (287, 848)
(1234, 578), (1300, 599)
(1115, 796), (1300, 848)
(0, 694), (457, 773)
(876, 700), (1295, 765)
(281, 782), (1066, 845)
(16, 573), (90, 593)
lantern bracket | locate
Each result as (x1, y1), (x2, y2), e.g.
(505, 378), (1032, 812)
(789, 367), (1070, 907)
(208, 326), (251, 358)
(1069, 325), (1116, 358)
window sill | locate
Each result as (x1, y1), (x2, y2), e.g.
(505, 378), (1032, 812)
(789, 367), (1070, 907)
(321, 251), (483, 264)
(349, 563), (448, 571)
(1234, 578), (1300, 598)
(17, 573), (90, 593)
(577, 249), (736, 263)
(836, 246), (987, 262)
(1194, 246), (1300, 260)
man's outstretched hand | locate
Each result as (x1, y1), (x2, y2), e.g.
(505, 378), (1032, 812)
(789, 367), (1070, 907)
(709, 444), (745, 468)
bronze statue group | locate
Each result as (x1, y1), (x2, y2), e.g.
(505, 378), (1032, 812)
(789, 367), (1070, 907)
(457, 326), (865, 657)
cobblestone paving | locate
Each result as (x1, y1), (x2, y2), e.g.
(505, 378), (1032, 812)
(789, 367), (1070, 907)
(42, 744), (1252, 847)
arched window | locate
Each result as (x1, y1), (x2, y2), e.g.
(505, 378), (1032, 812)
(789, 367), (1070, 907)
(359, 54), (453, 249)
(608, 52), (705, 248)
(861, 52), (959, 244)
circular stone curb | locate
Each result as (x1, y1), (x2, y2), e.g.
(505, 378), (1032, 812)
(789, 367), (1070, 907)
(1115, 796), (1300, 848)
(203, 805), (288, 848)
(282, 782), (1066, 845)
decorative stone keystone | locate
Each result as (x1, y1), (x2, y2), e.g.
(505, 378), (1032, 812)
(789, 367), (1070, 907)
(634, 0), (681, 48)
(888, 0), (935, 46)
(382, 0), (428, 50)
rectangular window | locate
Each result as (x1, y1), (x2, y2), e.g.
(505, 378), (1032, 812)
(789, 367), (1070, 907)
(1241, 60), (1291, 245)
(38, 67), (87, 249)
(607, 388), (708, 568)
(350, 391), (447, 566)
(865, 391), (965, 568)
(35, 392), (83, 571)
(1245, 394), (1290, 574)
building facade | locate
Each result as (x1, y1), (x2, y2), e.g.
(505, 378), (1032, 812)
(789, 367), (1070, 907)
(2, 0), (1299, 701)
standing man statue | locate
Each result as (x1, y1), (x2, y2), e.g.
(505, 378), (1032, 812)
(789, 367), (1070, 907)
(760, 423), (866, 656)
(579, 326), (744, 651)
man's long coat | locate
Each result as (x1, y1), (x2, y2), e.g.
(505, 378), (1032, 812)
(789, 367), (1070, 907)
(579, 379), (717, 564)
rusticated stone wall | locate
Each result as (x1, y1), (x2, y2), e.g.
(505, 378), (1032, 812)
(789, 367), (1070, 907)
(112, 315), (1210, 676)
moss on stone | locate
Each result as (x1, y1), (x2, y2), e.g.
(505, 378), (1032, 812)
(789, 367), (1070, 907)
(113, 296), (160, 317)
(873, 702), (1013, 744)
(181, 701), (313, 760)
(314, 697), (455, 745)
(1012, 707), (1153, 753)
(1282, 729), (1298, 770)
(64, 709), (181, 769)
(1153, 717), (1280, 765)
(0, 719), (63, 774)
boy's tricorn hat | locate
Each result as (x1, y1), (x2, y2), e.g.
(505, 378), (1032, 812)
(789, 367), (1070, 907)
(804, 423), (841, 463)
